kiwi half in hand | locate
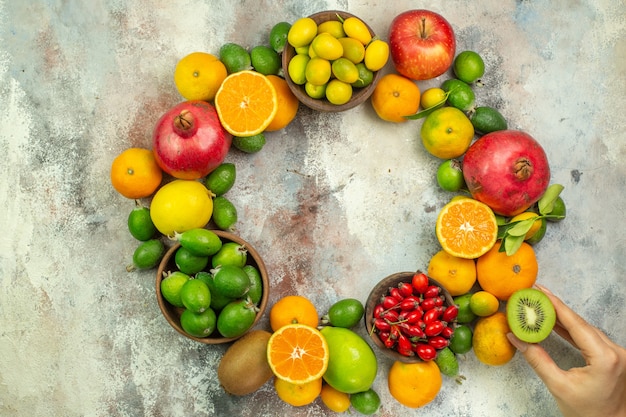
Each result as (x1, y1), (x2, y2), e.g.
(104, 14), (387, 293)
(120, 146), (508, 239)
(506, 288), (556, 343)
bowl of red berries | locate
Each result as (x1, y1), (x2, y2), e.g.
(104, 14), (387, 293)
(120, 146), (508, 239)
(364, 271), (457, 363)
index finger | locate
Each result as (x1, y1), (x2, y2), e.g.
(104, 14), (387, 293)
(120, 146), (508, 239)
(535, 284), (607, 359)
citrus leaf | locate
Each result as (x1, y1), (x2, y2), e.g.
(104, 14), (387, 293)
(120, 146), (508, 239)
(505, 219), (535, 237)
(538, 184), (564, 215)
(404, 90), (451, 120)
(504, 234), (525, 256)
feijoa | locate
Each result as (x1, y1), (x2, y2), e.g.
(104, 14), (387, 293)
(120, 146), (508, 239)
(243, 265), (263, 305)
(232, 133), (266, 153)
(129, 239), (164, 271)
(211, 242), (247, 268)
(213, 264), (251, 299)
(469, 106), (508, 134)
(217, 299), (258, 338)
(205, 163), (236, 197)
(160, 271), (191, 308)
(196, 271), (232, 311)
(180, 278), (212, 314)
(176, 228), (223, 257)
(127, 203), (157, 241)
(175, 246), (209, 275)
(212, 196), (238, 231)
(180, 307), (217, 338)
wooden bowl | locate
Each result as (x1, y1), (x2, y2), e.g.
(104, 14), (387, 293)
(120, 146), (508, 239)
(281, 10), (381, 112)
(156, 230), (269, 344)
(364, 271), (454, 363)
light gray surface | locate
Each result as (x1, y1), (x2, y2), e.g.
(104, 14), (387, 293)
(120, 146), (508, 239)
(1, 1), (624, 416)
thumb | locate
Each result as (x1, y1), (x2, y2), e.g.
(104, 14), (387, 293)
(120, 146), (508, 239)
(507, 333), (564, 387)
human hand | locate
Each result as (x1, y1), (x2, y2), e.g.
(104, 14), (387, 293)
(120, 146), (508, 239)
(506, 284), (626, 417)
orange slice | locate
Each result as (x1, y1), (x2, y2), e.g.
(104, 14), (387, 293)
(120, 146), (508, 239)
(214, 70), (278, 137)
(435, 198), (498, 259)
(267, 323), (329, 385)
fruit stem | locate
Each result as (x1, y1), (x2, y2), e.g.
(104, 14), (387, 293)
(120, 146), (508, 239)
(514, 158), (533, 180)
(173, 110), (197, 137)
(420, 17), (427, 39)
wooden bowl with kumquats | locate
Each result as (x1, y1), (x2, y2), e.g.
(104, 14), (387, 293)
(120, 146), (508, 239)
(282, 10), (384, 112)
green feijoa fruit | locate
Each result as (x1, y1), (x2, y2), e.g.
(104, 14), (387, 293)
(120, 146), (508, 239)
(270, 21), (291, 53)
(175, 246), (209, 275)
(180, 278), (212, 314)
(250, 45), (281, 76)
(212, 196), (238, 231)
(453, 293), (477, 324)
(205, 163), (236, 197)
(130, 239), (165, 271)
(211, 242), (248, 268)
(176, 228), (223, 257)
(160, 271), (191, 308)
(219, 43), (252, 74)
(212, 264), (251, 299)
(242, 265), (263, 305)
(449, 324), (473, 354)
(196, 271), (233, 311)
(350, 388), (381, 415)
(180, 307), (217, 338)
(127, 204), (157, 241)
(217, 299), (258, 338)
(441, 78), (475, 111)
(232, 133), (266, 153)
(324, 298), (364, 328)
(469, 106), (508, 134)
(435, 346), (465, 384)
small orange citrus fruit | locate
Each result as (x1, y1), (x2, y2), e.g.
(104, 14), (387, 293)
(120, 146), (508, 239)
(110, 148), (162, 199)
(472, 312), (516, 366)
(265, 75), (299, 131)
(267, 323), (329, 385)
(274, 377), (322, 407)
(510, 211), (543, 240)
(469, 290), (500, 317)
(388, 360), (442, 408)
(269, 295), (319, 331)
(427, 249), (477, 296)
(435, 198), (498, 259)
(370, 73), (420, 123)
(174, 52), (227, 102)
(320, 383), (351, 413)
(214, 70), (278, 137)
(421, 106), (474, 159)
(476, 241), (538, 301)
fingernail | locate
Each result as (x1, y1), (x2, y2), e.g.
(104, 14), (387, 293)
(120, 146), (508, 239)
(533, 283), (553, 294)
(507, 332), (528, 352)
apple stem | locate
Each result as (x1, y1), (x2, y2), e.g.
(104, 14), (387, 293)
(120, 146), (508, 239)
(420, 17), (427, 38)
(173, 110), (197, 137)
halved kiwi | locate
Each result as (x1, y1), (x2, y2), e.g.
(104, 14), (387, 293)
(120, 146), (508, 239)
(506, 288), (556, 343)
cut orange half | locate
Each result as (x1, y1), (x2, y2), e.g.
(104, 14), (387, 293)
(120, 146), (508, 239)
(435, 198), (498, 259)
(214, 70), (278, 137)
(267, 323), (329, 385)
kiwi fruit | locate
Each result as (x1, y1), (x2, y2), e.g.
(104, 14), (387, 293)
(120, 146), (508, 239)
(506, 288), (556, 343)
(217, 330), (273, 396)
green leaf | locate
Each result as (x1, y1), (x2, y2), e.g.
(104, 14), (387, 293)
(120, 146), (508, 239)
(404, 90), (452, 120)
(506, 219), (535, 237)
(538, 184), (564, 215)
(504, 234), (525, 256)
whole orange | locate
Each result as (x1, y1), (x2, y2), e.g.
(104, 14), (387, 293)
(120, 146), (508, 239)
(265, 75), (299, 131)
(388, 360), (442, 408)
(476, 241), (538, 300)
(269, 295), (319, 331)
(174, 52), (227, 102)
(472, 312), (516, 366)
(370, 73), (420, 123)
(110, 148), (162, 199)
(427, 249), (476, 296)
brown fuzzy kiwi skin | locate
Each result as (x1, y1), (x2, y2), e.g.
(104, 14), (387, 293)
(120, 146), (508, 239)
(217, 330), (273, 396)
(506, 288), (556, 344)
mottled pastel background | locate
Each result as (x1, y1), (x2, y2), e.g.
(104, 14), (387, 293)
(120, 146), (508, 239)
(0, 0), (624, 416)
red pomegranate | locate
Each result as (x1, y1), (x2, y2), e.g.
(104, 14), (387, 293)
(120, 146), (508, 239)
(462, 130), (550, 217)
(152, 101), (232, 180)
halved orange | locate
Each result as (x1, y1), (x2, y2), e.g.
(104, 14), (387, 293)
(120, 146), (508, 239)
(435, 198), (498, 259)
(214, 70), (278, 137)
(267, 323), (329, 385)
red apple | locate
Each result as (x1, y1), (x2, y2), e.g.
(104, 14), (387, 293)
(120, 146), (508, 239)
(152, 101), (232, 180)
(389, 10), (456, 80)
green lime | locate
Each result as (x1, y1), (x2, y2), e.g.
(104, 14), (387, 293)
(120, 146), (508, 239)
(546, 196), (566, 222)
(217, 298), (258, 338)
(130, 239), (164, 270)
(325, 298), (364, 328)
(350, 388), (381, 415)
(176, 228), (222, 257)
(351, 62), (374, 88)
(175, 246), (209, 275)
(305, 81), (327, 99)
(219, 43), (252, 74)
(269, 21), (291, 53)
(287, 54), (310, 85)
(212, 196), (238, 231)
(128, 204), (157, 241)
(180, 307), (217, 338)
(242, 265), (263, 305)
(453, 293), (477, 324)
(232, 133), (266, 153)
(250, 45), (281, 76)
(160, 271), (191, 308)
(453, 50), (485, 84)
(205, 163), (236, 197)
(469, 106), (508, 134)
(212, 264), (251, 298)
(437, 159), (466, 192)
(180, 278), (212, 313)
(441, 78), (475, 111)
(196, 271), (232, 311)
(526, 217), (547, 245)
(449, 324), (473, 354)
(211, 242), (247, 268)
